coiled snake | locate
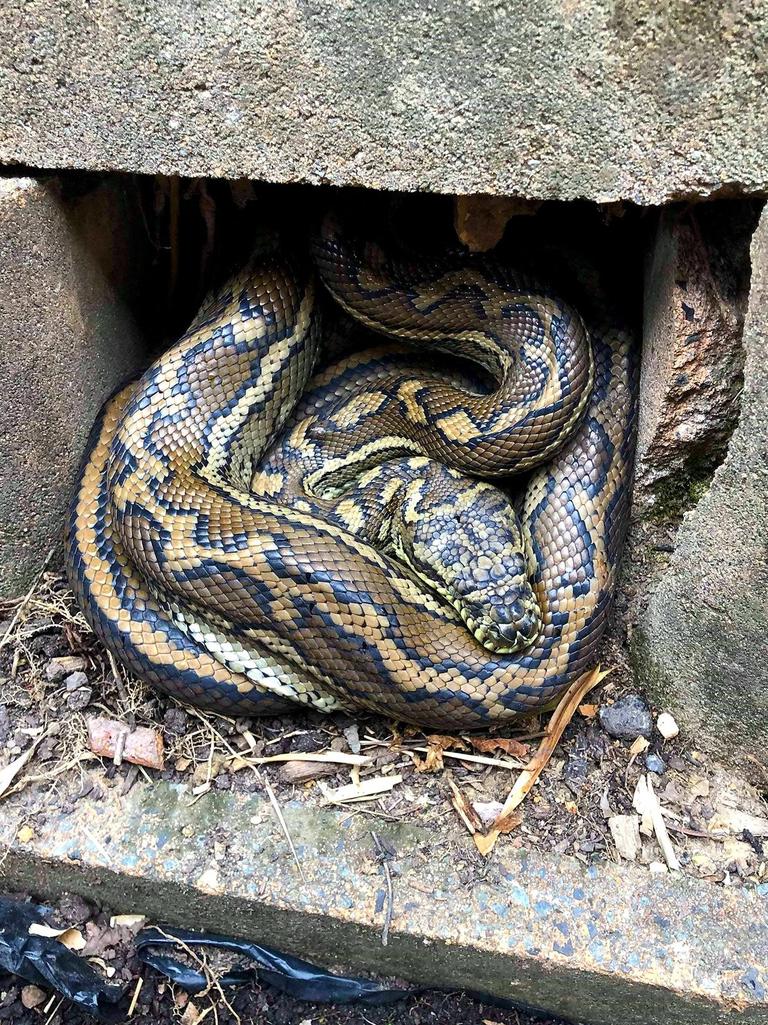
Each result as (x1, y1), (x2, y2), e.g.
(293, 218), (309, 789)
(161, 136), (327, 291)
(66, 217), (638, 729)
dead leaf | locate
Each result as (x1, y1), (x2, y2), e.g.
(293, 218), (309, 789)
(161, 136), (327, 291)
(470, 737), (530, 759)
(87, 718), (165, 770)
(446, 777), (482, 835)
(476, 665), (611, 856)
(578, 703), (598, 718)
(414, 735), (466, 773)
(493, 807), (523, 835)
(16, 825), (33, 843)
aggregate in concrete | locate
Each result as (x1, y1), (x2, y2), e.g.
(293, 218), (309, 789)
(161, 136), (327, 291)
(2, 1), (768, 204)
(1, 776), (767, 1025)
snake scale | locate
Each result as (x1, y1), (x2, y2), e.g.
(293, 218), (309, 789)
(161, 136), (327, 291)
(66, 216), (638, 729)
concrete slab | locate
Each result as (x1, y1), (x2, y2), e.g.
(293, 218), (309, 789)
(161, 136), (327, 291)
(633, 203), (768, 773)
(1, 776), (767, 1025)
(0, 176), (148, 597)
(2, 2), (768, 204)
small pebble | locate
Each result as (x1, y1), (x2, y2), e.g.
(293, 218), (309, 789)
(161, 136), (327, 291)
(472, 800), (504, 827)
(563, 754), (590, 796)
(66, 687), (93, 711)
(656, 712), (680, 739)
(645, 753), (667, 775)
(65, 671), (89, 691)
(343, 723), (361, 755)
(599, 695), (653, 741)
(21, 986), (47, 1010)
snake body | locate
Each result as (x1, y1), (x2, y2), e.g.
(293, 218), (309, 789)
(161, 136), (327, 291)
(66, 222), (638, 729)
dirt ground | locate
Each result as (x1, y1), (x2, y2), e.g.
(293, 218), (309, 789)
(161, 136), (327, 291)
(1, 571), (767, 886)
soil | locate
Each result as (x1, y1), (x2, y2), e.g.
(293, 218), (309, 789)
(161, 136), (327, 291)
(0, 892), (572, 1025)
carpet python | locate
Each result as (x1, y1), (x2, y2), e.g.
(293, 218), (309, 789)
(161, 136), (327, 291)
(66, 217), (638, 729)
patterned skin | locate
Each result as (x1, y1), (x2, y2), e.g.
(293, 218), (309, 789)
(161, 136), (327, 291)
(66, 225), (638, 729)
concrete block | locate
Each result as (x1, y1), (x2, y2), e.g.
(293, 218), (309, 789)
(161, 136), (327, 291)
(1, 778), (767, 1025)
(1, 2), (768, 203)
(0, 177), (146, 596)
(633, 204), (768, 772)
(633, 202), (758, 517)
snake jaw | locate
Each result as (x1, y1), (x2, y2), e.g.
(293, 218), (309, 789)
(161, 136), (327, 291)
(461, 602), (543, 655)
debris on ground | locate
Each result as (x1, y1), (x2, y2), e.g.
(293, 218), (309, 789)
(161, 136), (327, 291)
(1, 571), (768, 890)
(0, 892), (571, 1025)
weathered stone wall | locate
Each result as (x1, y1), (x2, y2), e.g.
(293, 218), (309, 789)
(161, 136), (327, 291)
(0, 177), (147, 597)
(1, 1), (768, 204)
(633, 205), (768, 772)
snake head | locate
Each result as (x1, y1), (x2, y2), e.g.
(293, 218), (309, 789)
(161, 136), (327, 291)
(397, 480), (542, 654)
(450, 555), (543, 654)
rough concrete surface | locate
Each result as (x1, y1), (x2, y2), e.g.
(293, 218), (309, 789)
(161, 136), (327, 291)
(0, 177), (147, 597)
(2, 778), (768, 1025)
(634, 206), (768, 771)
(2, 1), (768, 203)
(633, 202), (759, 516)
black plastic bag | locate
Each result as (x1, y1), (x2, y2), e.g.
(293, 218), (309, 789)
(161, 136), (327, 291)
(136, 925), (412, 1005)
(0, 897), (127, 1022)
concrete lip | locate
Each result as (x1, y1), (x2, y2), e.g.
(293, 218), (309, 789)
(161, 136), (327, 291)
(1, 774), (767, 1025)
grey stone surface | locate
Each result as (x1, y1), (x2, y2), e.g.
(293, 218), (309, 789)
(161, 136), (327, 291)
(634, 206), (768, 773)
(2, 2), (768, 203)
(2, 777), (768, 1025)
(0, 177), (147, 597)
(633, 203), (758, 517)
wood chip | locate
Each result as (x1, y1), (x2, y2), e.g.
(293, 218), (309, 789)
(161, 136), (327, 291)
(87, 718), (165, 770)
(28, 924), (86, 950)
(412, 747), (524, 771)
(446, 777), (482, 835)
(278, 759), (338, 785)
(608, 814), (641, 861)
(629, 736), (650, 757)
(319, 774), (402, 805)
(109, 914), (146, 929)
(234, 750), (372, 767)
(634, 773), (680, 871)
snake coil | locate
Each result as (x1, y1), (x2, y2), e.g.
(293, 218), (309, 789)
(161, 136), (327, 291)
(66, 219), (638, 729)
